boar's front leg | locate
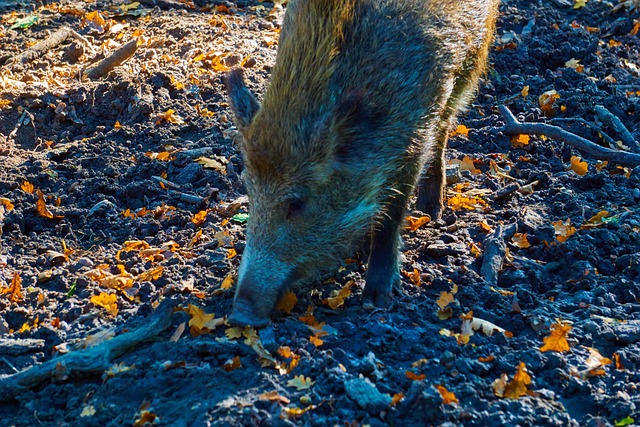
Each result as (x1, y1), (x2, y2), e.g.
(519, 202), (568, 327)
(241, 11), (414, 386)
(363, 190), (409, 308)
(415, 126), (449, 220)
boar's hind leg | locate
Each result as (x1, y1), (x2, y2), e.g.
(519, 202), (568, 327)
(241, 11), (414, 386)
(415, 126), (449, 220)
(363, 191), (409, 308)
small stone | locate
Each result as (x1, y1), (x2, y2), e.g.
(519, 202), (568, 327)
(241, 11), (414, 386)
(344, 376), (392, 413)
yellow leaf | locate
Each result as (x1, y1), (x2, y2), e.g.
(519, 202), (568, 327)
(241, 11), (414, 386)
(277, 291), (298, 314)
(450, 124), (470, 137)
(323, 281), (353, 309)
(405, 215), (431, 231)
(511, 134), (530, 148)
(90, 293), (118, 316)
(137, 266), (163, 282)
(21, 181), (35, 193)
(309, 335), (323, 347)
(521, 85), (529, 97)
(227, 248), (237, 259)
(225, 327), (243, 340)
(540, 322), (572, 353)
(221, 274), (235, 290)
(436, 385), (459, 405)
(573, 0), (587, 9)
(511, 233), (531, 248)
(402, 268), (421, 287)
(187, 304), (216, 334)
(436, 291), (455, 309)
(569, 156), (588, 176)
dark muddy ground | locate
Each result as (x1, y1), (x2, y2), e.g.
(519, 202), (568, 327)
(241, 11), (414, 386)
(0, 0), (639, 426)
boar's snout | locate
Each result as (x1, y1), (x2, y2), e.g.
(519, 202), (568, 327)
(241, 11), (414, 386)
(228, 256), (296, 328)
(228, 296), (272, 328)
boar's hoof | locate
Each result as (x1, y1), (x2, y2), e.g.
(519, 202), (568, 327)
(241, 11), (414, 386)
(228, 309), (271, 328)
(362, 286), (393, 309)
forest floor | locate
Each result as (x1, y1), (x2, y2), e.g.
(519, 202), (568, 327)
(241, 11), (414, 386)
(1, 0), (640, 426)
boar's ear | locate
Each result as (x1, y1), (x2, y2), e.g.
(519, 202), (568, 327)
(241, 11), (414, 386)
(225, 69), (260, 135)
(328, 90), (384, 167)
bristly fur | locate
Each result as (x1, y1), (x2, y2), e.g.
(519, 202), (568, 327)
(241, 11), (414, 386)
(226, 0), (500, 323)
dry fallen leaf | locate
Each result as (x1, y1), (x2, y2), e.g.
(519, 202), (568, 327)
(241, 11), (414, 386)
(540, 321), (572, 353)
(221, 274), (235, 290)
(511, 134), (530, 148)
(36, 190), (63, 219)
(90, 292), (118, 316)
(511, 233), (531, 248)
(223, 356), (242, 372)
(539, 89), (560, 116)
(0, 272), (24, 303)
(402, 268), (421, 287)
(192, 210), (208, 226)
(436, 385), (459, 405)
(552, 218), (577, 243)
(405, 215), (431, 231)
(287, 375), (314, 390)
(450, 155), (480, 174)
(569, 156), (588, 176)
(21, 181), (35, 193)
(405, 370), (426, 381)
(450, 124), (470, 137)
(258, 391), (291, 404)
(277, 290), (298, 314)
(323, 281), (353, 309)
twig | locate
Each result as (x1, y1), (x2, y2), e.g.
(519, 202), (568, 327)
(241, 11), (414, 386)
(550, 117), (619, 148)
(168, 190), (206, 205)
(481, 223), (518, 287)
(83, 39), (138, 80)
(594, 105), (640, 153)
(0, 299), (175, 400)
(151, 176), (181, 189)
(499, 106), (640, 167)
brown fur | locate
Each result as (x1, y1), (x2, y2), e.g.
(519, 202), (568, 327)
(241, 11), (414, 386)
(226, 0), (500, 326)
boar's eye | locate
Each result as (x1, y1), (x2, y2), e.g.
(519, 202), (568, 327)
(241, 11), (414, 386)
(285, 197), (306, 220)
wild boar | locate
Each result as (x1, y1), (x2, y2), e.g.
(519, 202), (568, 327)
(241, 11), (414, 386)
(226, 0), (499, 327)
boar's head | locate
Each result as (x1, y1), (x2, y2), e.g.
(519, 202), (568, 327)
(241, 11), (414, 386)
(225, 69), (387, 327)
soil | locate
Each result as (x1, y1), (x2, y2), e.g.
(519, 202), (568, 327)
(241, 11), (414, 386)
(1, 0), (639, 426)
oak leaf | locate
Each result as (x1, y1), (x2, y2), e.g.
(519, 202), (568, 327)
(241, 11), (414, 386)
(540, 322), (572, 353)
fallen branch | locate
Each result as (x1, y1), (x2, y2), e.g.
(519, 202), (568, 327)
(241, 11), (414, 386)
(5, 27), (91, 67)
(83, 39), (138, 80)
(499, 106), (640, 167)
(168, 190), (206, 205)
(0, 299), (175, 400)
(594, 105), (640, 153)
(481, 222), (518, 287)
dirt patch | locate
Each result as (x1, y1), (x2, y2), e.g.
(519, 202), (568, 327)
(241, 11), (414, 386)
(1, 1), (639, 426)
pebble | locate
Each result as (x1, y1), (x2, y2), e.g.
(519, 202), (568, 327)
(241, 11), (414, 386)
(344, 377), (391, 413)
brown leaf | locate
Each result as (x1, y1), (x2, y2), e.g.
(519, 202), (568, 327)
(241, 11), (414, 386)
(436, 385), (459, 405)
(0, 272), (24, 303)
(540, 322), (572, 353)
(36, 190), (63, 219)
(405, 215), (431, 231)
(277, 291), (298, 314)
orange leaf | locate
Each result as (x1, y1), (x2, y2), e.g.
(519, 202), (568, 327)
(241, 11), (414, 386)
(391, 392), (404, 406)
(436, 291), (455, 309)
(0, 272), (24, 303)
(538, 90), (560, 116)
(405, 215), (431, 231)
(450, 124), (470, 137)
(223, 356), (242, 372)
(405, 371), (426, 381)
(277, 291), (298, 314)
(511, 233), (531, 248)
(21, 181), (35, 193)
(0, 197), (14, 211)
(502, 362), (532, 399)
(478, 354), (495, 363)
(552, 218), (577, 243)
(569, 156), (588, 176)
(436, 385), (459, 405)
(402, 268), (421, 287)
(192, 210), (208, 226)
(36, 190), (63, 219)
(540, 322), (572, 353)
